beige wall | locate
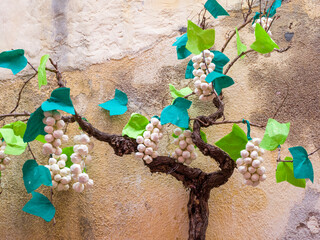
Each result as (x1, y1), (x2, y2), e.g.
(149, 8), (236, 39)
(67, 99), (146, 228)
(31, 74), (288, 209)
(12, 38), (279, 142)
(0, 0), (320, 239)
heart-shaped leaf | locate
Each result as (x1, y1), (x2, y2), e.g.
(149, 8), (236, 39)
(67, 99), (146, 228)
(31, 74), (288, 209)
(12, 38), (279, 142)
(22, 159), (52, 193)
(41, 88), (75, 115)
(185, 60), (195, 79)
(276, 157), (306, 188)
(23, 107), (47, 143)
(0, 49), (28, 75)
(215, 124), (248, 160)
(173, 33), (192, 60)
(0, 128), (27, 155)
(38, 54), (50, 89)
(122, 113), (149, 139)
(260, 119), (290, 151)
(205, 71), (234, 95)
(99, 89), (128, 116)
(289, 146), (314, 183)
(204, 0), (229, 18)
(169, 84), (192, 100)
(62, 146), (74, 168)
(267, 0), (282, 17)
(22, 191), (55, 222)
(160, 97), (192, 128)
(236, 28), (247, 58)
(211, 51), (230, 74)
(250, 23), (279, 54)
(186, 20), (215, 55)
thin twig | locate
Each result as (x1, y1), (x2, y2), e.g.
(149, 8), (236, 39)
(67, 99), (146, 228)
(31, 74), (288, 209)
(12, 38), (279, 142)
(0, 112), (31, 119)
(210, 120), (265, 128)
(27, 143), (36, 160)
(184, 92), (195, 99)
(277, 160), (293, 163)
(27, 62), (38, 73)
(309, 147), (320, 156)
(224, 50), (255, 75)
(50, 188), (56, 226)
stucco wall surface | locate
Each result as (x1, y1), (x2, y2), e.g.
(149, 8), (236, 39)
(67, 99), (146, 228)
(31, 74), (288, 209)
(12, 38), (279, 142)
(0, 0), (319, 239)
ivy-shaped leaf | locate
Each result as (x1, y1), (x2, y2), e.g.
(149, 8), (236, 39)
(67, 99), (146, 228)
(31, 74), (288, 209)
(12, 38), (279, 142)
(215, 124), (248, 161)
(0, 49), (28, 75)
(172, 33), (192, 60)
(38, 54), (50, 89)
(267, 0), (282, 17)
(23, 107), (47, 143)
(22, 191), (55, 222)
(99, 89), (128, 116)
(41, 88), (75, 115)
(276, 157), (306, 188)
(185, 60), (195, 79)
(0, 128), (27, 155)
(204, 0), (229, 18)
(122, 113), (149, 139)
(200, 130), (208, 143)
(289, 146), (314, 183)
(236, 28), (247, 58)
(250, 23), (279, 54)
(169, 84), (192, 99)
(62, 146), (74, 168)
(205, 71), (234, 95)
(22, 159), (52, 193)
(186, 20), (215, 55)
(259, 119), (290, 151)
(211, 51), (230, 74)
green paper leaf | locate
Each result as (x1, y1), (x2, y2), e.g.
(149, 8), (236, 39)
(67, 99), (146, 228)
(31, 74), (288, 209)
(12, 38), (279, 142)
(211, 51), (230, 74)
(169, 84), (192, 99)
(22, 191), (55, 222)
(276, 157), (306, 188)
(200, 130), (207, 143)
(38, 54), (50, 89)
(289, 146), (314, 183)
(22, 159), (52, 193)
(185, 60), (195, 79)
(260, 119), (290, 151)
(215, 124), (248, 160)
(99, 89), (128, 116)
(160, 97), (192, 129)
(250, 23), (279, 54)
(41, 88), (75, 115)
(204, 0), (229, 18)
(35, 135), (46, 143)
(186, 20), (215, 55)
(205, 71), (234, 95)
(62, 146), (74, 168)
(122, 113), (149, 139)
(173, 33), (192, 60)
(236, 28), (247, 59)
(23, 107), (47, 143)
(2, 121), (27, 138)
(0, 49), (28, 75)
(0, 128), (27, 155)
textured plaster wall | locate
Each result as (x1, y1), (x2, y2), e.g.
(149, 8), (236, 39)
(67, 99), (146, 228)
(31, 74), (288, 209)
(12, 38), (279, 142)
(0, 0), (319, 239)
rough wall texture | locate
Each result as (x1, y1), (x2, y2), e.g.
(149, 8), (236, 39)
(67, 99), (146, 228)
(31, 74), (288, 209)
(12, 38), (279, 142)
(0, 0), (319, 239)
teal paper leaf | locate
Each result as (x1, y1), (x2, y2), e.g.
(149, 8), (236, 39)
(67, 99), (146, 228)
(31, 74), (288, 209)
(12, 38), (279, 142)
(289, 146), (314, 183)
(22, 191), (55, 222)
(204, 0), (230, 18)
(62, 146), (74, 168)
(211, 51), (230, 74)
(267, 0), (281, 17)
(41, 88), (75, 115)
(23, 107), (47, 143)
(38, 54), (50, 89)
(122, 113), (150, 139)
(260, 119), (290, 151)
(276, 157), (306, 188)
(169, 84), (192, 99)
(185, 60), (195, 79)
(99, 89), (128, 116)
(0, 49), (28, 75)
(160, 97), (192, 128)
(215, 124), (248, 160)
(252, 12), (260, 24)
(173, 33), (192, 60)
(250, 23), (279, 54)
(236, 28), (247, 58)
(22, 159), (52, 193)
(0, 128), (27, 155)
(205, 71), (234, 95)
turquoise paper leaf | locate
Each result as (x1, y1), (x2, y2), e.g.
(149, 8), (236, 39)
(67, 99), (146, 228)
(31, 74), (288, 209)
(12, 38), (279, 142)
(41, 88), (75, 115)
(205, 71), (234, 95)
(22, 159), (52, 193)
(204, 0), (230, 18)
(185, 60), (195, 79)
(160, 97), (192, 128)
(23, 107), (47, 143)
(38, 54), (50, 89)
(23, 191), (55, 222)
(276, 157), (306, 188)
(211, 51), (230, 74)
(267, 0), (282, 17)
(99, 89), (128, 116)
(250, 23), (279, 54)
(122, 113), (149, 139)
(0, 49), (28, 75)
(172, 33), (192, 60)
(289, 146), (314, 183)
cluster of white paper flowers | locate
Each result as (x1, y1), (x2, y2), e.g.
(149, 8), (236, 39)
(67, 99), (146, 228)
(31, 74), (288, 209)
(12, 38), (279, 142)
(42, 111), (69, 155)
(70, 134), (94, 192)
(45, 154), (71, 191)
(192, 50), (215, 102)
(236, 138), (266, 187)
(135, 117), (163, 164)
(171, 128), (197, 165)
(253, 17), (272, 35)
(0, 141), (11, 171)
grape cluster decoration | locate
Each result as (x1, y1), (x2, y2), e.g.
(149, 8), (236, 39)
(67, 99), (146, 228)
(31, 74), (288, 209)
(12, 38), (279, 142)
(42, 110), (69, 155)
(70, 134), (94, 193)
(236, 138), (266, 187)
(135, 117), (163, 164)
(192, 50), (216, 102)
(171, 128), (197, 165)
(0, 141), (11, 171)
(252, 17), (273, 35)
